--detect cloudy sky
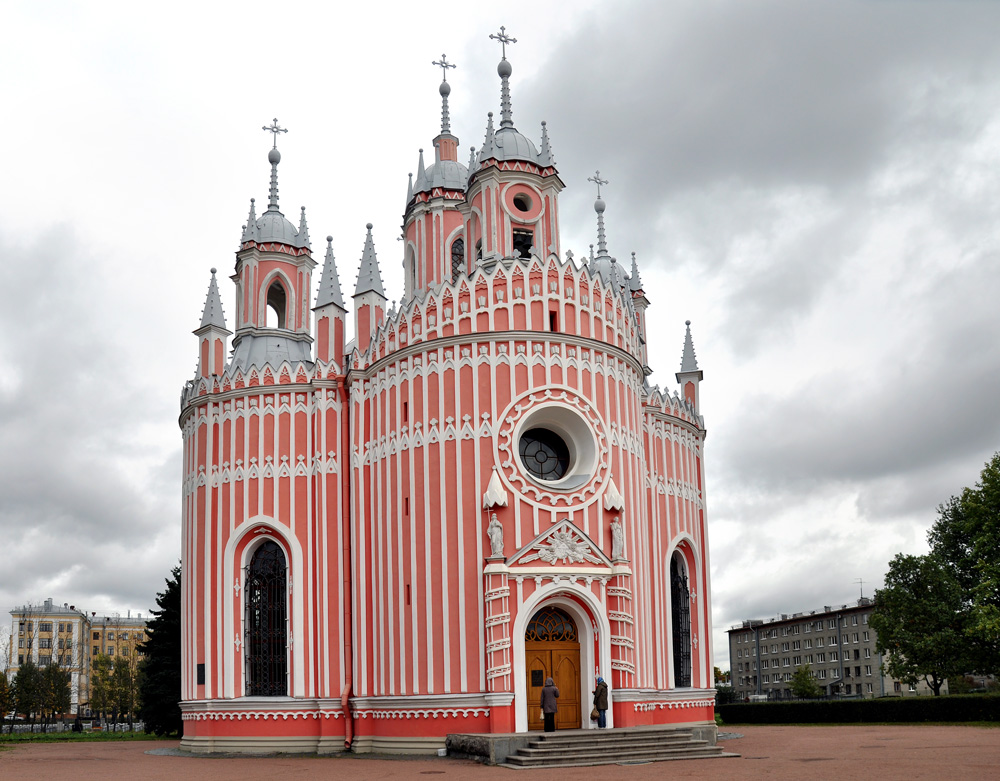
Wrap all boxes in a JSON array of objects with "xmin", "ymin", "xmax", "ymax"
[{"xmin": 3, "ymin": 0, "xmax": 999, "ymax": 669}]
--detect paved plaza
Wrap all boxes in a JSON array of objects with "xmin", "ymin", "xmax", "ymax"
[{"xmin": 1, "ymin": 725, "xmax": 998, "ymax": 779}]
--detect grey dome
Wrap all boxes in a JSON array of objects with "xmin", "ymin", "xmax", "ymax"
[
  {"xmin": 413, "ymin": 158, "xmax": 469, "ymax": 196},
  {"xmin": 492, "ymin": 127, "xmax": 539, "ymax": 163},
  {"xmin": 255, "ymin": 209, "xmax": 300, "ymax": 244}
]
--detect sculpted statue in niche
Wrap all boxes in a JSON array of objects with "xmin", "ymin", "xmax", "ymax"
[
  {"xmin": 487, "ymin": 512, "xmax": 504, "ymax": 558},
  {"xmin": 611, "ymin": 516, "xmax": 625, "ymax": 561}
]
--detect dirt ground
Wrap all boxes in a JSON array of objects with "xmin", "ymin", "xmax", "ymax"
[{"xmin": 1, "ymin": 724, "xmax": 998, "ymax": 780}]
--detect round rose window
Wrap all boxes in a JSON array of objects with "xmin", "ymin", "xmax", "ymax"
[{"xmin": 518, "ymin": 427, "xmax": 571, "ymax": 481}]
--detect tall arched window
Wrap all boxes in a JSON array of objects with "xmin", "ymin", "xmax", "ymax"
[
  {"xmin": 266, "ymin": 282, "xmax": 287, "ymax": 329},
  {"xmin": 244, "ymin": 541, "xmax": 288, "ymax": 696},
  {"xmin": 671, "ymin": 553, "xmax": 692, "ymax": 687},
  {"xmin": 451, "ymin": 237, "xmax": 465, "ymax": 282}
]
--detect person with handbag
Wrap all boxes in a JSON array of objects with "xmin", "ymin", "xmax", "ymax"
[
  {"xmin": 592, "ymin": 675, "xmax": 609, "ymax": 728},
  {"xmin": 540, "ymin": 676, "xmax": 559, "ymax": 732}
]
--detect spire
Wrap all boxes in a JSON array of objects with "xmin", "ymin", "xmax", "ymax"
[
  {"xmin": 416, "ymin": 148, "xmax": 427, "ymax": 187},
  {"xmin": 481, "ymin": 113, "xmax": 496, "ymax": 159},
  {"xmin": 261, "ymin": 119, "xmax": 287, "ymax": 212},
  {"xmin": 629, "ymin": 251, "xmax": 643, "ymax": 292},
  {"xmin": 199, "ymin": 268, "xmax": 227, "ymax": 329},
  {"xmin": 589, "ymin": 171, "xmax": 610, "ymax": 258},
  {"xmin": 406, "ymin": 172, "xmax": 414, "ymax": 203},
  {"xmin": 354, "ymin": 223, "xmax": 386, "ymax": 298},
  {"xmin": 489, "ymin": 26, "xmax": 518, "ymax": 129},
  {"xmin": 296, "ymin": 206, "xmax": 311, "ymax": 249},
  {"xmin": 315, "ymin": 236, "xmax": 345, "ymax": 309},
  {"xmin": 589, "ymin": 244, "xmax": 595, "ymax": 268},
  {"xmin": 680, "ymin": 320, "xmax": 700, "ymax": 373},
  {"xmin": 467, "ymin": 146, "xmax": 478, "ymax": 183},
  {"xmin": 241, "ymin": 198, "xmax": 258, "ymax": 242},
  {"xmin": 433, "ymin": 54, "xmax": 456, "ymax": 135},
  {"xmin": 538, "ymin": 120, "xmax": 555, "ymax": 167}
]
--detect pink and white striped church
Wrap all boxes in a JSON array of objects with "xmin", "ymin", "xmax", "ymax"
[{"xmin": 179, "ymin": 32, "xmax": 715, "ymax": 754}]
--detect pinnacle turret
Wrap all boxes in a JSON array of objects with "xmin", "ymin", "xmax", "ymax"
[
  {"xmin": 297, "ymin": 206, "xmax": 311, "ymax": 249},
  {"xmin": 538, "ymin": 121, "xmax": 555, "ymax": 167},
  {"xmin": 629, "ymin": 251, "xmax": 643, "ymax": 292},
  {"xmin": 680, "ymin": 320, "xmax": 700, "ymax": 373},
  {"xmin": 315, "ymin": 236, "xmax": 345, "ymax": 310},
  {"xmin": 199, "ymin": 268, "xmax": 227, "ymax": 330},
  {"xmin": 354, "ymin": 223, "xmax": 386, "ymax": 298}
]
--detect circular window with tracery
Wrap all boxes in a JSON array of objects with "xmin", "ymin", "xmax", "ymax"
[
  {"xmin": 519, "ymin": 428, "xmax": 570, "ymax": 481},
  {"xmin": 525, "ymin": 606, "xmax": 578, "ymax": 642}
]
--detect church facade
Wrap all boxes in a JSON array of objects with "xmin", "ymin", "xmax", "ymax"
[{"xmin": 179, "ymin": 35, "xmax": 715, "ymax": 754}]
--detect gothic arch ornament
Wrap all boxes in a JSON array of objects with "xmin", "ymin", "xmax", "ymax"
[
  {"xmin": 258, "ymin": 268, "xmax": 297, "ymax": 329},
  {"xmin": 221, "ymin": 517, "xmax": 306, "ymax": 699},
  {"xmin": 511, "ymin": 583, "xmax": 613, "ymax": 733}
]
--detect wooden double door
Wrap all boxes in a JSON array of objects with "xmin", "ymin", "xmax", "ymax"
[{"xmin": 525, "ymin": 641, "xmax": 581, "ymax": 730}]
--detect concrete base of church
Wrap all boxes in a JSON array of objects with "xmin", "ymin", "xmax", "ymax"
[{"xmin": 447, "ymin": 722, "xmax": 720, "ymax": 766}]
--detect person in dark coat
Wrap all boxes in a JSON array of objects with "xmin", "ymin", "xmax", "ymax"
[
  {"xmin": 540, "ymin": 676, "xmax": 559, "ymax": 732},
  {"xmin": 593, "ymin": 675, "xmax": 609, "ymax": 728}
]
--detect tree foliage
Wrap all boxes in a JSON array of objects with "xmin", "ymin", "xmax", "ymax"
[
  {"xmin": 38, "ymin": 663, "xmax": 71, "ymax": 723},
  {"xmin": 90, "ymin": 654, "xmax": 113, "ymax": 719},
  {"xmin": 928, "ymin": 452, "xmax": 1000, "ymax": 670},
  {"xmin": 140, "ymin": 565, "xmax": 182, "ymax": 736},
  {"xmin": 790, "ymin": 664, "xmax": 823, "ymax": 699},
  {"xmin": 871, "ymin": 553, "xmax": 971, "ymax": 695},
  {"xmin": 13, "ymin": 660, "xmax": 41, "ymax": 721}
]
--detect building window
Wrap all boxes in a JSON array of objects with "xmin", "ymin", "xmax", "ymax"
[
  {"xmin": 519, "ymin": 428, "xmax": 570, "ymax": 481},
  {"xmin": 865, "ymin": 665, "xmax": 872, "ymax": 676},
  {"xmin": 108, "ymin": 647, "xmax": 114, "ymax": 656},
  {"xmin": 894, "ymin": 681, "xmax": 901, "ymax": 692},
  {"xmin": 93, "ymin": 632, "xmax": 99, "ymax": 641},
  {"xmin": 107, "ymin": 632, "xmax": 115, "ymax": 640},
  {"xmin": 670, "ymin": 553, "xmax": 692, "ymax": 687},
  {"xmin": 450, "ymin": 237, "xmax": 465, "ymax": 281},
  {"xmin": 866, "ymin": 683, "xmax": 873, "ymax": 693},
  {"xmin": 863, "ymin": 631, "xmax": 870, "ymax": 641},
  {"xmin": 39, "ymin": 623, "xmax": 52, "ymax": 633},
  {"xmin": 39, "ymin": 639, "xmax": 52, "ymax": 649},
  {"xmin": 244, "ymin": 540, "xmax": 289, "ymax": 696},
  {"xmin": 852, "ymin": 615, "xmax": 858, "ymax": 626},
  {"xmin": 864, "ymin": 648, "xmax": 871, "ymax": 659}
]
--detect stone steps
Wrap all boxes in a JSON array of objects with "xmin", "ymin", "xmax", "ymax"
[{"xmin": 503, "ymin": 727, "xmax": 736, "ymax": 768}]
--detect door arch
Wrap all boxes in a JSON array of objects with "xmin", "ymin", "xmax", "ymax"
[{"xmin": 524, "ymin": 606, "xmax": 581, "ymax": 730}]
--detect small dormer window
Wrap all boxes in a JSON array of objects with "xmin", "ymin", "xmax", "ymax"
[{"xmin": 266, "ymin": 282, "xmax": 287, "ymax": 329}]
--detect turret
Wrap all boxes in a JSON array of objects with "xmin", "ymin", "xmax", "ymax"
[
  {"xmin": 353, "ymin": 224, "xmax": 387, "ymax": 353},
  {"xmin": 629, "ymin": 252, "xmax": 651, "ymax": 374},
  {"xmin": 313, "ymin": 236, "xmax": 347, "ymax": 366},
  {"xmin": 675, "ymin": 320, "xmax": 704, "ymax": 413},
  {"xmin": 230, "ymin": 120, "xmax": 316, "ymax": 370},
  {"xmin": 463, "ymin": 28, "xmax": 564, "ymax": 267},
  {"xmin": 194, "ymin": 268, "xmax": 231, "ymax": 378}
]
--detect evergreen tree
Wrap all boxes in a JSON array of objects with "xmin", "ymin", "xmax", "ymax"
[
  {"xmin": 0, "ymin": 671, "xmax": 12, "ymax": 733},
  {"xmin": 13, "ymin": 660, "xmax": 41, "ymax": 725},
  {"xmin": 140, "ymin": 565, "xmax": 182, "ymax": 736}
]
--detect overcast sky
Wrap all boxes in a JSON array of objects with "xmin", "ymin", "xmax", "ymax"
[{"xmin": 3, "ymin": 0, "xmax": 999, "ymax": 670}]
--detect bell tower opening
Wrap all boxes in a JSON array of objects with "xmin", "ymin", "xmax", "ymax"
[
  {"xmin": 266, "ymin": 281, "xmax": 287, "ymax": 329},
  {"xmin": 512, "ymin": 227, "xmax": 533, "ymax": 259}
]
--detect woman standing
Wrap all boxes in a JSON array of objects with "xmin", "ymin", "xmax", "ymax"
[
  {"xmin": 593, "ymin": 676, "xmax": 609, "ymax": 728},
  {"xmin": 540, "ymin": 676, "xmax": 559, "ymax": 732}
]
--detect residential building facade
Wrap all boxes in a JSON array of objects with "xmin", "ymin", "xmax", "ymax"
[{"xmin": 727, "ymin": 598, "xmax": 947, "ymax": 700}]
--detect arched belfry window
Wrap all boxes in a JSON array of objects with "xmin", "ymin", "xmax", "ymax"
[
  {"xmin": 525, "ymin": 606, "xmax": 578, "ymax": 642},
  {"xmin": 266, "ymin": 281, "xmax": 287, "ymax": 329},
  {"xmin": 671, "ymin": 553, "xmax": 692, "ymax": 687},
  {"xmin": 451, "ymin": 237, "xmax": 465, "ymax": 282},
  {"xmin": 244, "ymin": 540, "xmax": 288, "ymax": 696}
]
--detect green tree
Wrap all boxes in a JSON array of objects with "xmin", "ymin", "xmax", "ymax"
[
  {"xmin": 870, "ymin": 553, "xmax": 970, "ymax": 695},
  {"xmin": 38, "ymin": 663, "xmax": 71, "ymax": 729},
  {"xmin": 790, "ymin": 664, "xmax": 823, "ymax": 699},
  {"xmin": 140, "ymin": 565, "xmax": 182, "ymax": 736},
  {"xmin": 928, "ymin": 452, "xmax": 1000, "ymax": 670},
  {"xmin": 13, "ymin": 660, "xmax": 41, "ymax": 725},
  {"xmin": 0, "ymin": 671, "xmax": 12, "ymax": 732},
  {"xmin": 112, "ymin": 656, "xmax": 138, "ymax": 730},
  {"xmin": 90, "ymin": 654, "xmax": 113, "ymax": 724}
]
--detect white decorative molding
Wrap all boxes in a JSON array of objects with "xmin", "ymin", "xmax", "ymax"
[
  {"xmin": 508, "ymin": 519, "xmax": 611, "ymax": 569},
  {"xmin": 482, "ymin": 467, "xmax": 508, "ymax": 509},
  {"xmin": 603, "ymin": 477, "xmax": 625, "ymax": 511}
]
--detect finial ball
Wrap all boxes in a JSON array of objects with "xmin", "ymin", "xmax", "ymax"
[
  {"xmin": 210, "ymin": 267, "xmax": 217, "ymax": 275},
  {"xmin": 268, "ymin": 147, "xmax": 281, "ymax": 165},
  {"xmin": 439, "ymin": 80, "xmax": 451, "ymax": 97},
  {"xmin": 594, "ymin": 197, "xmax": 606, "ymax": 214},
  {"xmin": 366, "ymin": 222, "xmax": 373, "ymax": 230},
  {"xmin": 497, "ymin": 59, "xmax": 512, "ymax": 78},
  {"xmin": 685, "ymin": 320, "xmax": 691, "ymax": 326},
  {"xmin": 326, "ymin": 235, "xmax": 333, "ymax": 243}
]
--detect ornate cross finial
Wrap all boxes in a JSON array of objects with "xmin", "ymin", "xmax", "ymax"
[
  {"xmin": 433, "ymin": 54, "xmax": 456, "ymax": 81},
  {"xmin": 262, "ymin": 118, "xmax": 287, "ymax": 149},
  {"xmin": 490, "ymin": 26, "xmax": 517, "ymax": 59},
  {"xmin": 588, "ymin": 170, "xmax": 609, "ymax": 198}
]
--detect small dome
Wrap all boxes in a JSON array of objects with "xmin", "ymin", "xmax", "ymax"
[
  {"xmin": 268, "ymin": 148, "xmax": 281, "ymax": 165},
  {"xmin": 498, "ymin": 59, "xmax": 512, "ymax": 78},
  {"xmin": 491, "ymin": 127, "xmax": 539, "ymax": 163},
  {"xmin": 412, "ymin": 159, "xmax": 469, "ymax": 197},
  {"xmin": 439, "ymin": 80, "xmax": 451, "ymax": 97},
  {"xmin": 594, "ymin": 197, "xmax": 606, "ymax": 214},
  {"xmin": 255, "ymin": 210, "xmax": 300, "ymax": 245}
]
